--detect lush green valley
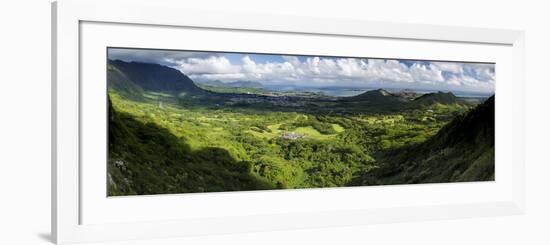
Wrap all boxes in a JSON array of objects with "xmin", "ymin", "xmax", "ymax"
[{"xmin": 107, "ymin": 60, "xmax": 494, "ymax": 196}]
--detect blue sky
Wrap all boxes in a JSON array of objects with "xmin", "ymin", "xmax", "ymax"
[{"xmin": 108, "ymin": 48, "xmax": 495, "ymax": 94}]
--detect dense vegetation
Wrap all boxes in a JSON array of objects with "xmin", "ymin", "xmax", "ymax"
[
  {"xmin": 107, "ymin": 60, "xmax": 495, "ymax": 196},
  {"xmin": 357, "ymin": 96, "xmax": 495, "ymax": 185}
]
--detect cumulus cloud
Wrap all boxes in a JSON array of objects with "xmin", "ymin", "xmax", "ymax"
[
  {"xmin": 108, "ymin": 48, "xmax": 209, "ymax": 67},
  {"xmin": 108, "ymin": 48, "xmax": 495, "ymax": 94},
  {"xmin": 431, "ymin": 62, "xmax": 464, "ymax": 74},
  {"xmin": 176, "ymin": 56, "xmax": 240, "ymax": 74}
]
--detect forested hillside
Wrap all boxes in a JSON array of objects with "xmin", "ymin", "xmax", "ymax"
[
  {"xmin": 358, "ymin": 96, "xmax": 495, "ymax": 185},
  {"xmin": 107, "ymin": 98, "xmax": 274, "ymax": 195}
]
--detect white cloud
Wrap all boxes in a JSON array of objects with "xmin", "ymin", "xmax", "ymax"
[
  {"xmin": 282, "ymin": 56, "xmax": 301, "ymax": 66},
  {"xmin": 362, "ymin": 59, "xmax": 413, "ymax": 83},
  {"xmin": 108, "ymin": 48, "xmax": 207, "ymax": 67},
  {"xmin": 409, "ymin": 63, "xmax": 445, "ymax": 84},
  {"xmin": 431, "ymin": 62, "xmax": 464, "ymax": 74},
  {"xmin": 190, "ymin": 73, "xmax": 247, "ymax": 81},
  {"xmin": 174, "ymin": 55, "xmax": 494, "ymax": 93},
  {"xmin": 176, "ymin": 56, "xmax": 240, "ymax": 74},
  {"xmin": 109, "ymin": 48, "xmax": 495, "ymax": 94}
]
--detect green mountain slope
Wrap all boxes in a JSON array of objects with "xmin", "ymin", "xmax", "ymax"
[
  {"xmin": 413, "ymin": 91, "xmax": 463, "ymax": 105},
  {"xmin": 345, "ymin": 89, "xmax": 468, "ymax": 108},
  {"xmin": 107, "ymin": 64, "xmax": 146, "ymax": 100},
  {"xmin": 107, "ymin": 98, "xmax": 274, "ymax": 196},
  {"xmin": 108, "ymin": 60, "xmax": 206, "ymax": 96},
  {"xmin": 339, "ymin": 89, "xmax": 408, "ymax": 112},
  {"xmin": 346, "ymin": 89, "xmax": 403, "ymax": 103},
  {"xmin": 392, "ymin": 89, "xmax": 420, "ymax": 100},
  {"xmin": 359, "ymin": 95, "xmax": 495, "ymax": 185}
]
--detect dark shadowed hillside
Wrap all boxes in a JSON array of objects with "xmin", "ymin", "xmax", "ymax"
[
  {"xmin": 392, "ymin": 89, "xmax": 420, "ymax": 100},
  {"xmin": 346, "ymin": 89, "xmax": 402, "ymax": 103},
  {"xmin": 108, "ymin": 60, "xmax": 206, "ymax": 95},
  {"xmin": 344, "ymin": 89, "xmax": 468, "ymax": 109},
  {"xmin": 413, "ymin": 91, "xmax": 463, "ymax": 105},
  {"xmin": 358, "ymin": 95, "xmax": 495, "ymax": 185},
  {"xmin": 107, "ymin": 98, "xmax": 274, "ymax": 196},
  {"xmin": 107, "ymin": 63, "xmax": 146, "ymax": 101},
  {"xmin": 341, "ymin": 89, "xmax": 409, "ymax": 112}
]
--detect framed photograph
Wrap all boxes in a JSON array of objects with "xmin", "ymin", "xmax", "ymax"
[{"xmin": 52, "ymin": 0, "xmax": 525, "ymax": 244}]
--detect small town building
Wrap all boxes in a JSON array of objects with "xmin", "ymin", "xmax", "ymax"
[{"xmin": 281, "ymin": 132, "xmax": 305, "ymax": 140}]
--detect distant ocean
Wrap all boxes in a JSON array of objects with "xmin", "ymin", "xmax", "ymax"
[{"xmin": 264, "ymin": 85, "xmax": 492, "ymax": 98}]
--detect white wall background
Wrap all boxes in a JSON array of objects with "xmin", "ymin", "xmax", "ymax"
[{"xmin": 1, "ymin": 0, "xmax": 548, "ymax": 244}]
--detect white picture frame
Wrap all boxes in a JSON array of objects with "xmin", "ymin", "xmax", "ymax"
[{"xmin": 52, "ymin": 0, "xmax": 525, "ymax": 244}]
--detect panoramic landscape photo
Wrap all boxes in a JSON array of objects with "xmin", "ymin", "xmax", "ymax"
[{"xmin": 107, "ymin": 47, "xmax": 495, "ymax": 196}]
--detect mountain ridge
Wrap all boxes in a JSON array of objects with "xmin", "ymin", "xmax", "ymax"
[
  {"xmin": 345, "ymin": 88, "xmax": 403, "ymax": 103},
  {"xmin": 108, "ymin": 59, "xmax": 206, "ymax": 96},
  {"xmin": 413, "ymin": 91, "xmax": 463, "ymax": 105}
]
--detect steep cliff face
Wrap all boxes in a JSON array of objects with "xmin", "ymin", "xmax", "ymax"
[{"xmin": 108, "ymin": 60, "xmax": 206, "ymax": 95}]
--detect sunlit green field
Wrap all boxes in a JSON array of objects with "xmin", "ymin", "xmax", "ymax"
[{"xmin": 108, "ymin": 90, "xmax": 470, "ymax": 194}]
